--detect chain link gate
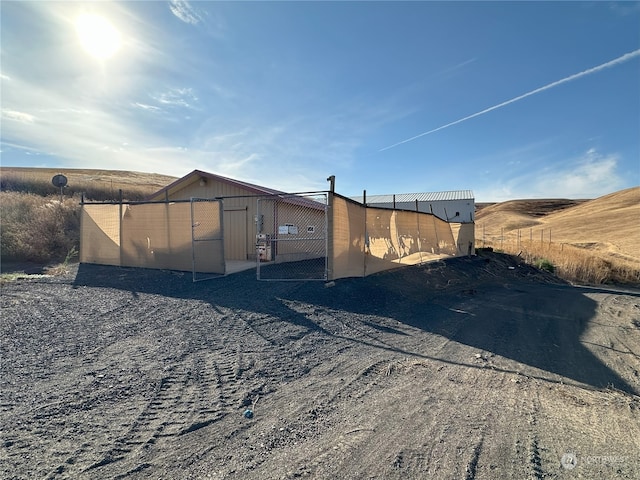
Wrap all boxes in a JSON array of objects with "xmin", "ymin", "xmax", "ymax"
[
  {"xmin": 256, "ymin": 193, "xmax": 328, "ymax": 280},
  {"xmin": 191, "ymin": 198, "xmax": 225, "ymax": 282}
]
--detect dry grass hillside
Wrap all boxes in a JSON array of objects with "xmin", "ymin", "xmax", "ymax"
[
  {"xmin": 541, "ymin": 188, "xmax": 640, "ymax": 262},
  {"xmin": 0, "ymin": 167, "xmax": 178, "ymax": 268},
  {"xmin": 476, "ymin": 187, "xmax": 640, "ymax": 284},
  {"xmin": 475, "ymin": 199, "xmax": 585, "ymax": 230},
  {"xmin": 0, "ymin": 166, "xmax": 177, "ymax": 201}
]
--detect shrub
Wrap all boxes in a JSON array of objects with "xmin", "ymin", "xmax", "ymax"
[
  {"xmin": 1, "ymin": 192, "xmax": 80, "ymax": 263},
  {"xmin": 477, "ymin": 235, "xmax": 640, "ymax": 285},
  {"xmin": 534, "ymin": 258, "xmax": 555, "ymax": 273}
]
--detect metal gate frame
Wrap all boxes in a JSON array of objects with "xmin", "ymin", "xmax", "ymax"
[
  {"xmin": 191, "ymin": 198, "xmax": 225, "ymax": 282},
  {"xmin": 256, "ymin": 193, "xmax": 328, "ymax": 281}
]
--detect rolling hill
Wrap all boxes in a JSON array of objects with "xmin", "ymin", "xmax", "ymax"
[
  {"xmin": 476, "ymin": 187, "xmax": 640, "ymax": 263},
  {"xmin": 0, "ymin": 166, "xmax": 178, "ymax": 200}
]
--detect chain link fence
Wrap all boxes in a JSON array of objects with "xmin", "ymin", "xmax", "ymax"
[
  {"xmin": 80, "ymin": 199, "xmax": 225, "ymax": 279},
  {"xmin": 256, "ymin": 193, "xmax": 328, "ymax": 280},
  {"xmin": 191, "ymin": 198, "xmax": 225, "ymax": 282}
]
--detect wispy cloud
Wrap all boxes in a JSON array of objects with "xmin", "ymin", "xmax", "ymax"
[
  {"xmin": 169, "ymin": 0, "xmax": 202, "ymax": 25},
  {"xmin": 2, "ymin": 109, "xmax": 36, "ymax": 124},
  {"xmin": 380, "ymin": 49, "xmax": 640, "ymax": 152},
  {"xmin": 476, "ymin": 148, "xmax": 624, "ymax": 201},
  {"xmin": 133, "ymin": 102, "xmax": 162, "ymax": 113},
  {"xmin": 529, "ymin": 149, "xmax": 623, "ymax": 198},
  {"xmin": 151, "ymin": 87, "xmax": 198, "ymax": 108}
]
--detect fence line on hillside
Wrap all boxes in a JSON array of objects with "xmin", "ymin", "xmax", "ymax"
[{"xmin": 476, "ymin": 224, "xmax": 640, "ymax": 285}]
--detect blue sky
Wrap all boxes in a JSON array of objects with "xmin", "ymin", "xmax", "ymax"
[{"xmin": 1, "ymin": 1, "xmax": 639, "ymax": 201}]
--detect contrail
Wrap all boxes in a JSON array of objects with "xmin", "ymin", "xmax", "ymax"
[{"xmin": 379, "ymin": 49, "xmax": 640, "ymax": 152}]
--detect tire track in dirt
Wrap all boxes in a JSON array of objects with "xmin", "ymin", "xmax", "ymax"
[
  {"xmin": 80, "ymin": 299, "xmax": 329, "ymax": 478},
  {"xmin": 5, "ymin": 260, "xmax": 640, "ymax": 480},
  {"xmin": 464, "ymin": 435, "xmax": 484, "ymax": 480},
  {"xmin": 525, "ymin": 392, "xmax": 545, "ymax": 480},
  {"xmin": 83, "ymin": 350, "xmax": 223, "ymax": 477}
]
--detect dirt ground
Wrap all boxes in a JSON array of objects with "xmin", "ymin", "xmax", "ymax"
[{"xmin": 1, "ymin": 251, "xmax": 639, "ymax": 480}]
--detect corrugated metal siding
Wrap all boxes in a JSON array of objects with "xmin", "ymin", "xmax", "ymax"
[
  {"xmin": 223, "ymin": 208, "xmax": 248, "ymax": 260},
  {"xmin": 163, "ymin": 177, "xmax": 259, "ymax": 261},
  {"xmin": 351, "ymin": 190, "xmax": 475, "ymax": 223}
]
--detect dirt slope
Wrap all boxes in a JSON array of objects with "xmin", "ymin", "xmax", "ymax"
[{"xmin": 2, "ymin": 253, "xmax": 639, "ymax": 479}]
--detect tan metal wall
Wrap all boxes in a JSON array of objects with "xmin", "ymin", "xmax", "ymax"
[
  {"xmin": 273, "ymin": 202, "xmax": 326, "ymax": 262},
  {"xmin": 190, "ymin": 200, "xmax": 226, "ymax": 274},
  {"xmin": 223, "ymin": 207, "xmax": 248, "ymax": 260},
  {"xmin": 330, "ymin": 194, "xmax": 469, "ymax": 280},
  {"xmin": 160, "ymin": 177, "xmax": 257, "ymax": 261}
]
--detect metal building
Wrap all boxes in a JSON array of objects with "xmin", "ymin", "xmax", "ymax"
[
  {"xmin": 80, "ymin": 171, "xmax": 475, "ymax": 281},
  {"xmin": 351, "ymin": 190, "xmax": 475, "ymax": 223},
  {"xmin": 148, "ymin": 170, "xmax": 285, "ymax": 262}
]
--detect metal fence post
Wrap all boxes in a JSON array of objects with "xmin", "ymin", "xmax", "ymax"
[
  {"xmin": 416, "ymin": 199, "xmax": 423, "ymax": 264},
  {"xmin": 326, "ymin": 179, "xmax": 335, "ymax": 280}
]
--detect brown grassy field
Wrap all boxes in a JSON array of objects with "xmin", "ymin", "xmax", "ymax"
[
  {"xmin": 476, "ymin": 187, "xmax": 640, "ymax": 285},
  {"xmin": 0, "ymin": 166, "xmax": 177, "ymax": 201},
  {"xmin": 0, "ymin": 167, "xmax": 178, "ymax": 267}
]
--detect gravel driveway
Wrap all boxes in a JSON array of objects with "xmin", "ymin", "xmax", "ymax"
[{"xmin": 2, "ymin": 252, "xmax": 639, "ymax": 479}]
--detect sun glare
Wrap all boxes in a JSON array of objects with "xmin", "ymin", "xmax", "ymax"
[{"xmin": 75, "ymin": 14, "xmax": 122, "ymax": 60}]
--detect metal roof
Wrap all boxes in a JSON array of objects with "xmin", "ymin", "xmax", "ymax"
[
  {"xmin": 352, "ymin": 190, "xmax": 474, "ymax": 204},
  {"xmin": 147, "ymin": 169, "xmax": 286, "ymax": 201}
]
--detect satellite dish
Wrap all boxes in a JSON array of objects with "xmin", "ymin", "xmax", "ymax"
[{"xmin": 52, "ymin": 174, "xmax": 68, "ymax": 188}]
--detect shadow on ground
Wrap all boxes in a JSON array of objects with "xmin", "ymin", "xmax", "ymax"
[{"xmin": 72, "ymin": 252, "xmax": 638, "ymax": 395}]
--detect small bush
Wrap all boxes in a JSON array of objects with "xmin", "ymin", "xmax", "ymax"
[
  {"xmin": 1, "ymin": 192, "xmax": 80, "ymax": 263},
  {"xmin": 534, "ymin": 258, "xmax": 555, "ymax": 273}
]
